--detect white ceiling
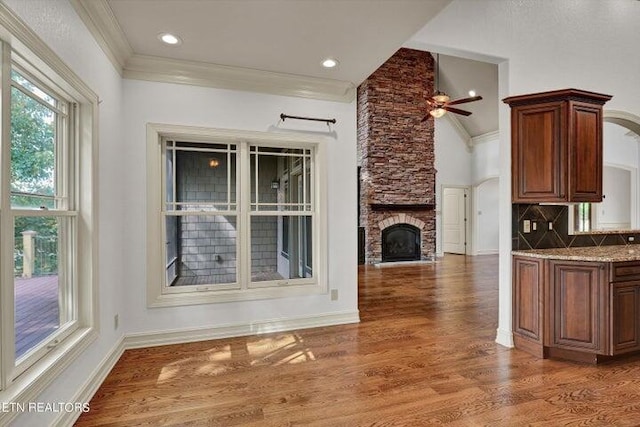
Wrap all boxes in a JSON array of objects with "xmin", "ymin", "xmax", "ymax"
[
  {"xmin": 436, "ymin": 54, "xmax": 498, "ymax": 137},
  {"xmin": 76, "ymin": 0, "xmax": 498, "ymax": 136},
  {"xmin": 106, "ymin": 0, "xmax": 451, "ymax": 84}
]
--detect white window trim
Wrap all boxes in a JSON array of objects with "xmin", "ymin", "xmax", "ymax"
[
  {"xmin": 0, "ymin": 4, "xmax": 98, "ymax": 424},
  {"xmin": 146, "ymin": 123, "xmax": 328, "ymax": 307}
]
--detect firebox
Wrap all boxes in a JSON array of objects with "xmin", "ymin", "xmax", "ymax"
[{"xmin": 381, "ymin": 224, "xmax": 421, "ymax": 262}]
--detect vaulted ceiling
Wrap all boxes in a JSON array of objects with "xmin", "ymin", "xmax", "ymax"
[{"xmin": 73, "ymin": 0, "xmax": 498, "ymax": 136}]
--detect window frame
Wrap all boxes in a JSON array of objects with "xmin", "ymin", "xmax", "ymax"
[
  {"xmin": 146, "ymin": 123, "xmax": 328, "ymax": 307},
  {"xmin": 0, "ymin": 8, "xmax": 98, "ymax": 420},
  {"xmin": 7, "ymin": 55, "xmax": 80, "ymax": 379}
]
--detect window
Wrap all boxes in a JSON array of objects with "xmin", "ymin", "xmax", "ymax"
[
  {"xmin": 147, "ymin": 125, "xmax": 327, "ymax": 307},
  {"xmin": 575, "ymin": 202, "xmax": 591, "ymax": 232},
  {"xmin": 0, "ymin": 27, "xmax": 96, "ymax": 410}
]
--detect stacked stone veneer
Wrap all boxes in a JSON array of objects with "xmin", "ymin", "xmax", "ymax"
[{"xmin": 358, "ymin": 48, "xmax": 436, "ymax": 263}]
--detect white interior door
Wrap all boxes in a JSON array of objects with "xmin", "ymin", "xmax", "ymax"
[{"xmin": 443, "ymin": 187, "xmax": 467, "ymax": 254}]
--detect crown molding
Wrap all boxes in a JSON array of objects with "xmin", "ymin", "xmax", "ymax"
[
  {"xmin": 471, "ymin": 130, "xmax": 499, "ymax": 146},
  {"xmin": 124, "ymin": 54, "xmax": 356, "ymax": 102},
  {"xmin": 70, "ymin": 0, "xmax": 356, "ymax": 102},
  {"xmin": 70, "ymin": 0, "xmax": 131, "ymax": 75},
  {"xmin": 443, "ymin": 113, "xmax": 472, "ymax": 151}
]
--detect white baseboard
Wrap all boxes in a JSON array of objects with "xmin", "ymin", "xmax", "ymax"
[
  {"xmin": 53, "ymin": 310, "xmax": 359, "ymax": 426},
  {"xmin": 495, "ymin": 328, "xmax": 514, "ymax": 348},
  {"xmin": 476, "ymin": 249, "xmax": 499, "ymax": 255},
  {"xmin": 125, "ymin": 310, "xmax": 360, "ymax": 349},
  {"xmin": 54, "ymin": 336, "xmax": 125, "ymax": 427}
]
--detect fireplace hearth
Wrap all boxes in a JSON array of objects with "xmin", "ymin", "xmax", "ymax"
[{"xmin": 382, "ymin": 224, "xmax": 421, "ymax": 262}]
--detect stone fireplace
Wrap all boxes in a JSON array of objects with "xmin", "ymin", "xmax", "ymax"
[
  {"xmin": 382, "ymin": 220, "xmax": 421, "ymax": 262},
  {"xmin": 358, "ymin": 48, "xmax": 436, "ymax": 264}
]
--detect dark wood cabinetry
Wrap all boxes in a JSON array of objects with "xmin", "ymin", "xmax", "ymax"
[
  {"xmin": 609, "ymin": 262, "xmax": 640, "ymax": 354},
  {"xmin": 548, "ymin": 260, "xmax": 608, "ymax": 354},
  {"xmin": 504, "ymin": 89, "xmax": 612, "ymax": 203},
  {"xmin": 611, "ymin": 283, "xmax": 640, "ymax": 353},
  {"xmin": 513, "ymin": 256, "xmax": 544, "ymax": 354},
  {"xmin": 513, "ymin": 255, "xmax": 640, "ymax": 363}
]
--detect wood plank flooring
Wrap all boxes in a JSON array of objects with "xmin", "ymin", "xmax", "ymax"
[{"xmin": 76, "ymin": 255, "xmax": 640, "ymax": 426}]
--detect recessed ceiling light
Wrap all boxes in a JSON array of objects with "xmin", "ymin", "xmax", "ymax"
[
  {"xmin": 468, "ymin": 90, "xmax": 477, "ymax": 97},
  {"xmin": 322, "ymin": 58, "xmax": 339, "ymax": 68},
  {"xmin": 158, "ymin": 33, "xmax": 182, "ymax": 46}
]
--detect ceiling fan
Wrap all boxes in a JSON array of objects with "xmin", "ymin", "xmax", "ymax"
[{"xmin": 424, "ymin": 53, "xmax": 483, "ymax": 119}]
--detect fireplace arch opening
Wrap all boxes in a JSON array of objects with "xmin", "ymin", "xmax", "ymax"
[{"xmin": 382, "ymin": 224, "xmax": 421, "ymax": 262}]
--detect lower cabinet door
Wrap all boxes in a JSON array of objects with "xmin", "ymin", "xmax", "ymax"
[
  {"xmin": 549, "ymin": 260, "xmax": 608, "ymax": 353},
  {"xmin": 611, "ymin": 283, "xmax": 640, "ymax": 354},
  {"xmin": 513, "ymin": 256, "xmax": 544, "ymax": 343}
]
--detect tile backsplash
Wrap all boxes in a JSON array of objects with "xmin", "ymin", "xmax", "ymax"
[{"xmin": 512, "ymin": 204, "xmax": 640, "ymax": 250}]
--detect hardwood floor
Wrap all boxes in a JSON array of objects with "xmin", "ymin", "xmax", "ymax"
[{"xmin": 76, "ymin": 255, "xmax": 640, "ymax": 426}]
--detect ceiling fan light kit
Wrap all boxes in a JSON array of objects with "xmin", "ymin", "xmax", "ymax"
[
  {"xmin": 426, "ymin": 53, "xmax": 482, "ymax": 119},
  {"xmin": 429, "ymin": 108, "xmax": 447, "ymax": 118}
]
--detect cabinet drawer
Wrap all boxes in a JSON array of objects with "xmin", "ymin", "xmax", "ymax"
[{"xmin": 611, "ymin": 262, "xmax": 640, "ymax": 282}]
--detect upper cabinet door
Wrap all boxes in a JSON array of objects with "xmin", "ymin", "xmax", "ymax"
[
  {"xmin": 504, "ymin": 89, "xmax": 612, "ymax": 204},
  {"xmin": 569, "ymin": 102, "xmax": 603, "ymax": 202},
  {"xmin": 511, "ymin": 101, "xmax": 566, "ymax": 203}
]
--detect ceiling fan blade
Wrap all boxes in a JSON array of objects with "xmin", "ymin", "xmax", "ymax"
[
  {"xmin": 444, "ymin": 106, "xmax": 472, "ymax": 116},
  {"xmin": 446, "ymin": 95, "xmax": 483, "ymax": 106}
]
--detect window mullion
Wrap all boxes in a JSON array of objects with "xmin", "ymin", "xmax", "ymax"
[{"xmin": 239, "ymin": 142, "xmax": 250, "ymax": 290}]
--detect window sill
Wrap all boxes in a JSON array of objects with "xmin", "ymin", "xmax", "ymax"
[
  {"xmin": 0, "ymin": 327, "xmax": 97, "ymax": 425},
  {"xmin": 149, "ymin": 282, "xmax": 327, "ymax": 308}
]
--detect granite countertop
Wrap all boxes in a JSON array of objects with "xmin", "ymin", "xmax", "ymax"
[{"xmin": 512, "ymin": 245, "xmax": 640, "ymax": 262}]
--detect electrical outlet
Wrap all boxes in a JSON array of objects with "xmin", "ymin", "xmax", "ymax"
[
  {"xmin": 114, "ymin": 314, "xmax": 119, "ymax": 330},
  {"xmin": 331, "ymin": 289, "xmax": 338, "ymax": 301},
  {"xmin": 523, "ymin": 220, "xmax": 531, "ymax": 233},
  {"xmin": 548, "ymin": 221, "xmax": 553, "ymax": 230}
]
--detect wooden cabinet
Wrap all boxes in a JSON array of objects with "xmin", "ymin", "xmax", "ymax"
[
  {"xmin": 513, "ymin": 256, "xmax": 544, "ymax": 352},
  {"xmin": 609, "ymin": 262, "xmax": 640, "ymax": 354},
  {"xmin": 610, "ymin": 283, "xmax": 640, "ymax": 354},
  {"xmin": 548, "ymin": 260, "xmax": 608, "ymax": 354},
  {"xmin": 504, "ymin": 89, "xmax": 612, "ymax": 203},
  {"xmin": 513, "ymin": 256, "xmax": 640, "ymax": 363}
]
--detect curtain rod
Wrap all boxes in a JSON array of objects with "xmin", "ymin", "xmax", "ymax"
[{"xmin": 280, "ymin": 113, "xmax": 336, "ymax": 125}]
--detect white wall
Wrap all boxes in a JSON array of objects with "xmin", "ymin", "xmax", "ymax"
[
  {"xmin": 471, "ymin": 133, "xmax": 500, "ymax": 185},
  {"xmin": 122, "ymin": 79, "xmax": 358, "ymax": 335},
  {"xmin": 2, "ymin": 1, "xmax": 358, "ymax": 424},
  {"xmin": 2, "ymin": 0, "xmax": 125, "ymax": 425},
  {"xmin": 471, "ymin": 133, "xmax": 500, "ymax": 255},
  {"xmin": 596, "ymin": 166, "xmax": 631, "ymax": 229},
  {"xmin": 434, "ymin": 116, "xmax": 472, "ymax": 256},
  {"xmin": 604, "ymin": 122, "xmax": 639, "ymax": 169},
  {"xmin": 410, "ymin": 0, "xmax": 640, "ymax": 347},
  {"xmin": 474, "ymin": 178, "xmax": 499, "ymax": 254},
  {"xmin": 600, "ymin": 122, "xmax": 640, "ymax": 229}
]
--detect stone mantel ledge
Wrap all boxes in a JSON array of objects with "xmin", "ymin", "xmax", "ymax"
[{"xmin": 512, "ymin": 245, "xmax": 640, "ymax": 262}]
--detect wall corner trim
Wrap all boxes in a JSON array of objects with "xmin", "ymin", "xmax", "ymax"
[
  {"xmin": 495, "ymin": 328, "xmax": 514, "ymax": 348},
  {"xmin": 69, "ymin": 0, "xmax": 131, "ymax": 75},
  {"xmin": 471, "ymin": 130, "xmax": 500, "ymax": 146},
  {"xmin": 444, "ymin": 113, "xmax": 472, "ymax": 151},
  {"xmin": 53, "ymin": 310, "xmax": 360, "ymax": 425}
]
